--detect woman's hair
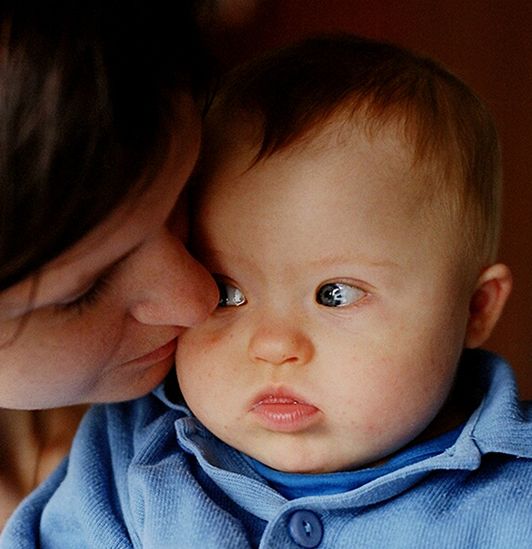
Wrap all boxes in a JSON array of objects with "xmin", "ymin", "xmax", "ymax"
[
  {"xmin": 0, "ymin": 1, "xmax": 212, "ymax": 291},
  {"xmin": 207, "ymin": 34, "xmax": 502, "ymax": 270}
]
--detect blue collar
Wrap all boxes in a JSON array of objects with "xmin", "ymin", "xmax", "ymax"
[{"xmin": 241, "ymin": 424, "xmax": 464, "ymax": 499}]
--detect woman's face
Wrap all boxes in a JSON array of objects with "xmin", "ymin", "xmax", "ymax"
[{"xmin": 0, "ymin": 97, "xmax": 218, "ymax": 409}]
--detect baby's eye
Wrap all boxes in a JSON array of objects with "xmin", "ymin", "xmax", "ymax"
[
  {"xmin": 216, "ymin": 278, "xmax": 247, "ymax": 308},
  {"xmin": 316, "ymin": 282, "xmax": 365, "ymax": 308}
]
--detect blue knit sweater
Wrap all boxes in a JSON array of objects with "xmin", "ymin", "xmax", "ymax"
[{"xmin": 2, "ymin": 350, "xmax": 532, "ymax": 548}]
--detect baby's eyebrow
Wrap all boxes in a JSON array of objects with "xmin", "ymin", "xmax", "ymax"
[{"xmin": 309, "ymin": 254, "xmax": 399, "ymax": 269}]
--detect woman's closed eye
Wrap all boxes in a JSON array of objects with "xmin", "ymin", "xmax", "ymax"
[
  {"xmin": 56, "ymin": 274, "xmax": 113, "ymax": 314},
  {"xmin": 54, "ymin": 251, "xmax": 132, "ymax": 315},
  {"xmin": 315, "ymin": 281, "xmax": 366, "ymax": 308},
  {"xmin": 55, "ymin": 259, "xmax": 125, "ymax": 315},
  {"xmin": 215, "ymin": 277, "xmax": 247, "ymax": 308}
]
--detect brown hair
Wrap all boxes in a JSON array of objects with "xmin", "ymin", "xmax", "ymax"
[
  {"xmin": 207, "ymin": 34, "xmax": 501, "ymax": 269},
  {"xmin": 0, "ymin": 1, "xmax": 212, "ymax": 291}
]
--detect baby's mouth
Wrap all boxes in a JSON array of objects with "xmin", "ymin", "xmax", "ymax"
[{"xmin": 250, "ymin": 390, "xmax": 320, "ymax": 431}]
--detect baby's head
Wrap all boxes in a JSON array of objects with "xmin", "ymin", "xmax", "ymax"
[{"xmin": 176, "ymin": 35, "xmax": 512, "ymax": 474}]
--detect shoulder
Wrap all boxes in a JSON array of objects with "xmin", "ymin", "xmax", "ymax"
[
  {"xmin": 1, "ymin": 391, "xmax": 189, "ymax": 548},
  {"xmin": 463, "ymin": 350, "xmax": 532, "ymax": 455},
  {"xmin": 451, "ymin": 454, "xmax": 532, "ymax": 541},
  {"xmin": 65, "ymin": 390, "xmax": 191, "ymax": 491}
]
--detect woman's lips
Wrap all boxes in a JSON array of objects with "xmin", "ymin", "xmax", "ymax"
[
  {"xmin": 124, "ymin": 337, "xmax": 178, "ymax": 366},
  {"xmin": 250, "ymin": 390, "xmax": 320, "ymax": 432}
]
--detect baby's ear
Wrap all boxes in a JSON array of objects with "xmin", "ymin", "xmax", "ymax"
[{"xmin": 464, "ymin": 263, "xmax": 512, "ymax": 348}]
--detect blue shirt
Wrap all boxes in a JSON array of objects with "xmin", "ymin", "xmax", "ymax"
[{"xmin": 2, "ymin": 349, "xmax": 532, "ymax": 548}]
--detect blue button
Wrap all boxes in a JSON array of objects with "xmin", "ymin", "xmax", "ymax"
[{"xmin": 288, "ymin": 510, "xmax": 323, "ymax": 548}]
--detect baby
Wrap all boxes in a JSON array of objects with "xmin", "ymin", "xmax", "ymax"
[{"xmin": 3, "ymin": 34, "xmax": 531, "ymax": 549}]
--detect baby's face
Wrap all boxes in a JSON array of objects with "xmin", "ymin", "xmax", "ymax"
[{"xmin": 176, "ymin": 120, "xmax": 473, "ymax": 473}]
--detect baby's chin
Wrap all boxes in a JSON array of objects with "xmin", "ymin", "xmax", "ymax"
[{"xmin": 246, "ymin": 449, "xmax": 360, "ymax": 475}]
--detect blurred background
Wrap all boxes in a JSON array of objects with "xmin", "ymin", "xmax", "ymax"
[{"xmin": 208, "ymin": 0, "xmax": 532, "ymax": 397}]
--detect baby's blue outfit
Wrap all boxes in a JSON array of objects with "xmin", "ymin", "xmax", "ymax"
[{"xmin": 2, "ymin": 349, "xmax": 532, "ymax": 548}]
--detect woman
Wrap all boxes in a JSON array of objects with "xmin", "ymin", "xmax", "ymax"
[{"xmin": 0, "ymin": 1, "xmax": 218, "ymax": 525}]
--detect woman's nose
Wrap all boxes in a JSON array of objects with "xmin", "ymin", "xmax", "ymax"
[
  {"xmin": 248, "ymin": 323, "xmax": 314, "ymax": 366},
  {"xmin": 128, "ymin": 230, "xmax": 218, "ymax": 327}
]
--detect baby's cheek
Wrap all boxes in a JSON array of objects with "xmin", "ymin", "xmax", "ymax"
[
  {"xmin": 177, "ymin": 323, "xmax": 209, "ymax": 349},
  {"xmin": 176, "ymin": 327, "xmax": 237, "ymax": 422},
  {"xmin": 176, "ymin": 323, "xmax": 236, "ymax": 377},
  {"xmin": 202, "ymin": 324, "xmax": 234, "ymax": 346}
]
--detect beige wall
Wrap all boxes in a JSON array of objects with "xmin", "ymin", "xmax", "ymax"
[{"xmin": 214, "ymin": 0, "xmax": 532, "ymax": 397}]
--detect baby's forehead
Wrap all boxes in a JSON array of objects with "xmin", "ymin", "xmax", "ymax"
[
  {"xmin": 208, "ymin": 110, "xmax": 434, "ymax": 187},
  {"xmin": 205, "ymin": 114, "xmax": 445, "ymax": 218}
]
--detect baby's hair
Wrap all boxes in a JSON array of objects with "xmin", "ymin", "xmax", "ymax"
[{"xmin": 208, "ymin": 34, "xmax": 501, "ymax": 270}]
